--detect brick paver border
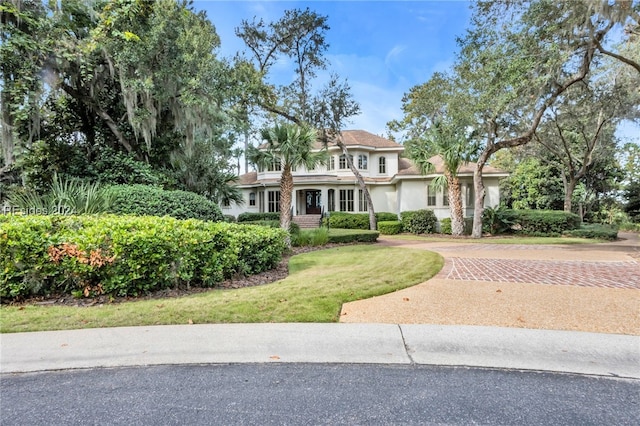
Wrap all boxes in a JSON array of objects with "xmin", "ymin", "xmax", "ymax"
[{"xmin": 437, "ymin": 257, "xmax": 640, "ymax": 289}]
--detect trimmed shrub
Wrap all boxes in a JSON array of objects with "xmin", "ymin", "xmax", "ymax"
[
  {"xmin": 241, "ymin": 220, "xmax": 280, "ymax": 228},
  {"xmin": 400, "ymin": 210, "xmax": 437, "ymax": 234},
  {"xmin": 327, "ymin": 229, "xmax": 379, "ymax": 243},
  {"xmin": 325, "ymin": 212, "xmax": 397, "ymax": 230},
  {"xmin": 237, "ymin": 212, "xmax": 280, "ymax": 222},
  {"xmin": 223, "ymin": 215, "xmax": 236, "ymax": 223},
  {"xmin": 0, "ymin": 215, "xmax": 287, "ymax": 300},
  {"xmin": 327, "ymin": 212, "xmax": 369, "ymax": 229},
  {"xmin": 106, "ymin": 185, "xmax": 223, "ymax": 222},
  {"xmin": 439, "ymin": 218, "xmax": 452, "ymax": 234},
  {"xmin": 513, "ymin": 209, "xmax": 581, "ymax": 235},
  {"xmin": 564, "ymin": 224, "xmax": 618, "ymax": 241},
  {"xmin": 376, "ymin": 212, "xmax": 399, "ymax": 222},
  {"xmin": 378, "ymin": 221, "xmax": 403, "ymax": 235}
]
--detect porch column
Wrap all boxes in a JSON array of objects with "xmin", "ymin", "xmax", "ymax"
[{"xmin": 291, "ymin": 189, "xmax": 298, "ymax": 216}]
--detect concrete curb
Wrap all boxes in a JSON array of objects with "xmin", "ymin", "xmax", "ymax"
[{"xmin": 1, "ymin": 324, "xmax": 638, "ymax": 378}]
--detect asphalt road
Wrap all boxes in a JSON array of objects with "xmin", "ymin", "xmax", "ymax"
[{"xmin": 2, "ymin": 364, "xmax": 638, "ymax": 425}]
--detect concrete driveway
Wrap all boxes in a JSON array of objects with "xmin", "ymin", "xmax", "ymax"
[{"xmin": 340, "ymin": 233, "xmax": 640, "ymax": 335}]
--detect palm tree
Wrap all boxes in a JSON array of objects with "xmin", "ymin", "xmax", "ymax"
[
  {"xmin": 249, "ymin": 123, "xmax": 327, "ymax": 244},
  {"xmin": 406, "ymin": 121, "xmax": 478, "ymax": 236}
]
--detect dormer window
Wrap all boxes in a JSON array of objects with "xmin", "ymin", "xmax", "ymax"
[
  {"xmin": 357, "ymin": 154, "xmax": 368, "ymax": 170},
  {"xmin": 379, "ymin": 157, "xmax": 386, "ymax": 174}
]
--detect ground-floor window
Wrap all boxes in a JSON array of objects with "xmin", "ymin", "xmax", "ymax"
[
  {"xmin": 339, "ymin": 189, "xmax": 354, "ymax": 212},
  {"xmin": 443, "ymin": 189, "xmax": 449, "ymax": 206},
  {"xmin": 427, "ymin": 186, "xmax": 436, "ymax": 206},
  {"xmin": 249, "ymin": 192, "xmax": 256, "ymax": 206},
  {"xmin": 466, "ymin": 185, "xmax": 474, "ymax": 207},
  {"xmin": 328, "ymin": 189, "xmax": 335, "ymax": 211},
  {"xmin": 358, "ymin": 189, "xmax": 368, "ymax": 212},
  {"xmin": 268, "ymin": 190, "xmax": 280, "ymax": 212}
]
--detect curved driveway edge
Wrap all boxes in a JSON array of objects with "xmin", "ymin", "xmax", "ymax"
[{"xmin": 1, "ymin": 324, "xmax": 638, "ymax": 379}]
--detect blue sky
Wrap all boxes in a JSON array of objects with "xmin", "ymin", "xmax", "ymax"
[
  {"xmin": 193, "ymin": 0, "xmax": 638, "ymax": 145},
  {"xmin": 193, "ymin": 0, "xmax": 473, "ymax": 136}
]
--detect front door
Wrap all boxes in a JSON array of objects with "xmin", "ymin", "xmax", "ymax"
[{"xmin": 305, "ymin": 190, "xmax": 322, "ymax": 214}]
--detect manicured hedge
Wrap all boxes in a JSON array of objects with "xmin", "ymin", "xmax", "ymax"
[
  {"xmin": 512, "ymin": 209, "xmax": 581, "ymax": 235},
  {"xmin": 400, "ymin": 210, "xmax": 437, "ymax": 234},
  {"xmin": 106, "ymin": 185, "xmax": 223, "ymax": 222},
  {"xmin": 326, "ymin": 212, "xmax": 398, "ymax": 230},
  {"xmin": 376, "ymin": 212, "xmax": 399, "ymax": 222},
  {"xmin": 327, "ymin": 229, "xmax": 379, "ymax": 243},
  {"xmin": 0, "ymin": 215, "xmax": 287, "ymax": 300},
  {"xmin": 564, "ymin": 224, "xmax": 618, "ymax": 241},
  {"xmin": 378, "ymin": 221, "xmax": 403, "ymax": 235},
  {"xmin": 237, "ymin": 212, "xmax": 280, "ymax": 222}
]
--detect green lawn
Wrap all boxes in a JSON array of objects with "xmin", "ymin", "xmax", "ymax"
[{"xmin": 0, "ymin": 245, "xmax": 443, "ymax": 333}]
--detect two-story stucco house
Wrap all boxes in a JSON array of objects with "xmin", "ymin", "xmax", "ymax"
[{"xmin": 223, "ymin": 130, "xmax": 508, "ymax": 223}]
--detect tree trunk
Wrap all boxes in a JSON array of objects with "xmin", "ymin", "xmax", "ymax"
[
  {"xmin": 279, "ymin": 163, "xmax": 293, "ymax": 247},
  {"xmin": 1, "ymin": 90, "xmax": 15, "ymax": 170},
  {"xmin": 471, "ymin": 151, "xmax": 490, "ymax": 238},
  {"xmin": 564, "ymin": 177, "xmax": 577, "ymax": 213},
  {"xmin": 447, "ymin": 172, "xmax": 465, "ymax": 236},
  {"xmin": 337, "ymin": 140, "xmax": 377, "ymax": 230},
  {"xmin": 471, "ymin": 36, "xmax": 599, "ymax": 238}
]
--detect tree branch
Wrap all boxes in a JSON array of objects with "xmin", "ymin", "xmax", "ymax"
[
  {"xmin": 594, "ymin": 38, "xmax": 640, "ymax": 74},
  {"xmin": 60, "ymin": 82, "xmax": 135, "ymax": 155}
]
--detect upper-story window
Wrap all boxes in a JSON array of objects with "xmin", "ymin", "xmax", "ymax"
[
  {"xmin": 267, "ymin": 159, "xmax": 281, "ymax": 172},
  {"xmin": 327, "ymin": 156, "xmax": 335, "ymax": 171},
  {"xmin": 357, "ymin": 154, "xmax": 368, "ymax": 170},
  {"xmin": 379, "ymin": 157, "xmax": 386, "ymax": 174},
  {"xmin": 339, "ymin": 154, "xmax": 353, "ymax": 169}
]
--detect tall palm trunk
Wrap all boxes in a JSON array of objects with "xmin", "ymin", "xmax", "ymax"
[
  {"xmin": 446, "ymin": 171, "xmax": 465, "ymax": 236},
  {"xmin": 337, "ymin": 140, "xmax": 377, "ymax": 230},
  {"xmin": 279, "ymin": 163, "xmax": 294, "ymax": 247}
]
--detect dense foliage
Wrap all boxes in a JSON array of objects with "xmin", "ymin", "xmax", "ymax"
[
  {"xmin": 327, "ymin": 212, "xmax": 397, "ymax": 230},
  {"xmin": 482, "ymin": 208, "xmax": 581, "ymax": 236},
  {"xmin": 0, "ymin": 215, "xmax": 287, "ymax": 300},
  {"xmin": 564, "ymin": 224, "xmax": 618, "ymax": 241},
  {"xmin": 106, "ymin": 185, "xmax": 224, "ymax": 222},
  {"xmin": 377, "ymin": 221, "xmax": 403, "ymax": 235},
  {"xmin": 1, "ymin": 0, "xmax": 246, "ymax": 205},
  {"xmin": 400, "ymin": 210, "xmax": 438, "ymax": 234},
  {"xmin": 237, "ymin": 212, "xmax": 281, "ymax": 222},
  {"xmin": 326, "ymin": 229, "xmax": 379, "ymax": 243}
]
